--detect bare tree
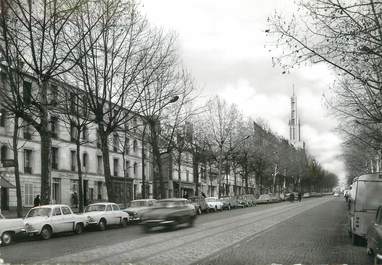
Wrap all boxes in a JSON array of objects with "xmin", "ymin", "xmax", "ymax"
[{"xmin": 0, "ymin": 0, "xmax": 104, "ymax": 203}]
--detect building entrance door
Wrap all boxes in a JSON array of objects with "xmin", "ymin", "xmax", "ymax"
[
  {"xmin": 1, "ymin": 187, "xmax": 9, "ymax": 210},
  {"xmin": 83, "ymin": 180, "xmax": 88, "ymax": 206}
]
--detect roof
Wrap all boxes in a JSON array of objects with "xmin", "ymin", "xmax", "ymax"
[
  {"xmin": 0, "ymin": 177, "xmax": 15, "ymax": 188},
  {"xmin": 131, "ymin": 199, "xmax": 156, "ymax": 202},
  {"xmin": 32, "ymin": 204, "xmax": 71, "ymax": 208},
  {"xmin": 88, "ymin": 202, "xmax": 116, "ymax": 205},
  {"xmin": 354, "ymin": 173, "xmax": 382, "ymax": 182},
  {"xmin": 159, "ymin": 198, "xmax": 188, "ymax": 202}
]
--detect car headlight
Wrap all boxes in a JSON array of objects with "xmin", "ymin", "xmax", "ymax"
[
  {"xmin": 87, "ymin": 216, "xmax": 96, "ymax": 222},
  {"xmin": 25, "ymin": 223, "xmax": 34, "ymax": 232}
]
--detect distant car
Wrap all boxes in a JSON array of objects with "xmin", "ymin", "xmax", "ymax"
[
  {"xmin": 141, "ymin": 198, "xmax": 196, "ymax": 232},
  {"xmin": 122, "ymin": 199, "xmax": 157, "ymax": 222},
  {"xmin": 205, "ymin": 197, "xmax": 224, "ymax": 212},
  {"xmin": 24, "ymin": 204, "xmax": 86, "ymax": 240},
  {"xmin": 237, "ymin": 195, "xmax": 256, "ymax": 207},
  {"xmin": 83, "ymin": 202, "xmax": 129, "ymax": 230},
  {"xmin": 257, "ymin": 194, "xmax": 272, "ymax": 204},
  {"xmin": 303, "ymin": 192, "xmax": 311, "ymax": 198},
  {"xmin": 188, "ymin": 196, "xmax": 208, "ymax": 215},
  {"xmin": 333, "ymin": 192, "xmax": 340, "ymax": 197},
  {"xmin": 220, "ymin": 196, "xmax": 239, "ymax": 210},
  {"xmin": 0, "ymin": 213, "xmax": 24, "ymax": 246},
  {"xmin": 367, "ymin": 206, "xmax": 382, "ymax": 264}
]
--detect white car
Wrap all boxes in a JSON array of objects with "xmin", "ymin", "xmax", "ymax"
[
  {"xmin": 0, "ymin": 213, "xmax": 25, "ymax": 246},
  {"xmin": 205, "ymin": 197, "xmax": 223, "ymax": 212},
  {"xmin": 83, "ymin": 202, "xmax": 129, "ymax": 230},
  {"xmin": 24, "ymin": 204, "xmax": 87, "ymax": 240},
  {"xmin": 122, "ymin": 199, "xmax": 157, "ymax": 222}
]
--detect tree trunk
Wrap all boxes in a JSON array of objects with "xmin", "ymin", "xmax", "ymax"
[
  {"xmin": 39, "ymin": 81, "xmax": 52, "ymax": 205},
  {"xmin": 149, "ymin": 121, "xmax": 166, "ymax": 199},
  {"xmin": 217, "ymin": 146, "xmax": 223, "ymax": 199},
  {"xmin": 233, "ymin": 167, "xmax": 237, "ymax": 196},
  {"xmin": 99, "ymin": 129, "xmax": 114, "ymax": 202},
  {"xmin": 193, "ymin": 157, "xmax": 199, "ymax": 196},
  {"xmin": 12, "ymin": 116, "xmax": 22, "ymax": 217},
  {"xmin": 76, "ymin": 137, "xmax": 84, "ymax": 212},
  {"xmin": 141, "ymin": 125, "xmax": 147, "ymax": 199},
  {"xmin": 177, "ymin": 152, "xmax": 181, "ymax": 198}
]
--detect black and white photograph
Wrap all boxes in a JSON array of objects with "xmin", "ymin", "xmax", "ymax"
[{"xmin": 0, "ymin": 1, "xmax": 381, "ymax": 265}]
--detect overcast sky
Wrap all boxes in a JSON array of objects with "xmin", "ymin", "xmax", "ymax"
[{"xmin": 142, "ymin": 0, "xmax": 346, "ymax": 184}]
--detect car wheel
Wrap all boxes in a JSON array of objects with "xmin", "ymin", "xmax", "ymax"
[
  {"xmin": 98, "ymin": 219, "xmax": 106, "ymax": 231},
  {"xmin": 169, "ymin": 219, "xmax": 178, "ymax": 231},
  {"xmin": 367, "ymin": 247, "xmax": 374, "ymax": 256},
  {"xmin": 188, "ymin": 216, "xmax": 195, "ymax": 227},
  {"xmin": 120, "ymin": 218, "xmax": 128, "ymax": 228},
  {"xmin": 74, "ymin": 223, "xmax": 84, "ymax": 234},
  {"xmin": 142, "ymin": 224, "xmax": 151, "ymax": 233},
  {"xmin": 41, "ymin": 225, "xmax": 52, "ymax": 240},
  {"xmin": 1, "ymin": 232, "xmax": 13, "ymax": 246}
]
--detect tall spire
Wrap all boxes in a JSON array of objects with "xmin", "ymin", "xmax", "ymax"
[{"xmin": 289, "ymin": 86, "xmax": 304, "ymax": 149}]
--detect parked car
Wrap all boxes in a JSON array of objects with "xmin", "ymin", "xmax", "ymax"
[
  {"xmin": 367, "ymin": 206, "xmax": 382, "ymax": 264},
  {"xmin": 257, "ymin": 194, "xmax": 272, "ymax": 204},
  {"xmin": 205, "ymin": 197, "xmax": 224, "ymax": 212},
  {"xmin": 333, "ymin": 192, "xmax": 340, "ymax": 197},
  {"xmin": 24, "ymin": 204, "xmax": 86, "ymax": 240},
  {"xmin": 122, "ymin": 199, "xmax": 157, "ymax": 222},
  {"xmin": 303, "ymin": 192, "xmax": 311, "ymax": 198},
  {"xmin": 220, "ymin": 196, "xmax": 239, "ymax": 210},
  {"xmin": 141, "ymin": 198, "xmax": 196, "ymax": 232},
  {"xmin": 237, "ymin": 195, "xmax": 256, "ymax": 207},
  {"xmin": 0, "ymin": 213, "xmax": 25, "ymax": 246},
  {"xmin": 188, "ymin": 196, "xmax": 208, "ymax": 215},
  {"xmin": 83, "ymin": 202, "xmax": 129, "ymax": 230}
]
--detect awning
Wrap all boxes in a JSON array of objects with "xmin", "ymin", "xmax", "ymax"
[{"xmin": 0, "ymin": 177, "xmax": 15, "ymax": 188}]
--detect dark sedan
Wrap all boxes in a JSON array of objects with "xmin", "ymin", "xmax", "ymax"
[
  {"xmin": 367, "ymin": 206, "xmax": 382, "ymax": 264},
  {"xmin": 141, "ymin": 198, "xmax": 197, "ymax": 232}
]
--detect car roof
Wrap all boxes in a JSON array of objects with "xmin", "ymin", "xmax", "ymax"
[
  {"xmin": 32, "ymin": 204, "xmax": 71, "ymax": 208},
  {"xmin": 131, "ymin": 199, "xmax": 156, "ymax": 202},
  {"xmin": 354, "ymin": 173, "xmax": 382, "ymax": 182},
  {"xmin": 159, "ymin": 198, "xmax": 188, "ymax": 202},
  {"xmin": 88, "ymin": 202, "xmax": 116, "ymax": 206}
]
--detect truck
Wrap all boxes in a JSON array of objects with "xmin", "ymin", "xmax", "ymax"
[{"xmin": 348, "ymin": 173, "xmax": 382, "ymax": 245}]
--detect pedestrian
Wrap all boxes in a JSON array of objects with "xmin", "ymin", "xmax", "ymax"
[
  {"xmin": 298, "ymin": 192, "xmax": 302, "ymax": 202},
  {"xmin": 33, "ymin": 195, "xmax": 40, "ymax": 207}
]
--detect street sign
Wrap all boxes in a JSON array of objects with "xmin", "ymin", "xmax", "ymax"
[{"xmin": 2, "ymin": 159, "xmax": 15, "ymax": 167}]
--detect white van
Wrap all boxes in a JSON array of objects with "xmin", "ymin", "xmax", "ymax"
[{"xmin": 348, "ymin": 173, "xmax": 382, "ymax": 245}]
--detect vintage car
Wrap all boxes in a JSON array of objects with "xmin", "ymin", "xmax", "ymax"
[
  {"xmin": 24, "ymin": 204, "xmax": 86, "ymax": 240},
  {"xmin": 205, "ymin": 197, "xmax": 224, "ymax": 212},
  {"xmin": 188, "ymin": 196, "xmax": 208, "ymax": 214},
  {"xmin": 220, "ymin": 196, "xmax": 239, "ymax": 210},
  {"xmin": 257, "ymin": 194, "xmax": 272, "ymax": 204},
  {"xmin": 83, "ymin": 202, "xmax": 130, "ymax": 230},
  {"xmin": 237, "ymin": 194, "xmax": 257, "ymax": 207},
  {"xmin": 0, "ymin": 213, "xmax": 25, "ymax": 246},
  {"xmin": 367, "ymin": 206, "xmax": 382, "ymax": 264},
  {"xmin": 141, "ymin": 198, "xmax": 196, "ymax": 232},
  {"xmin": 122, "ymin": 199, "xmax": 157, "ymax": 222}
]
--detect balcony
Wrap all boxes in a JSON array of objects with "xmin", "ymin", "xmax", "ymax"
[{"xmin": 24, "ymin": 167, "xmax": 32, "ymax": 174}]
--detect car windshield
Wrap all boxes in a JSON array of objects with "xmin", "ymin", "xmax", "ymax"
[
  {"xmin": 26, "ymin": 208, "xmax": 51, "ymax": 217},
  {"xmin": 129, "ymin": 201, "xmax": 149, "ymax": 207},
  {"xmin": 85, "ymin": 204, "xmax": 106, "ymax": 212},
  {"xmin": 355, "ymin": 181, "xmax": 382, "ymax": 210},
  {"xmin": 157, "ymin": 201, "xmax": 184, "ymax": 207},
  {"xmin": 205, "ymin": 198, "xmax": 216, "ymax": 202}
]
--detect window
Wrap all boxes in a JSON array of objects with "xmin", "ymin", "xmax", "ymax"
[
  {"xmin": 24, "ymin": 183, "xmax": 33, "ymax": 206},
  {"xmin": 52, "ymin": 147, "xmax": 58, "ymax": 170},
  {"xmin": 23, "ymin": 122, "xmax": 32, "ymax": 140},
  {"xmin": 96, "ymin": 130, "xmax": 101, "ymax": 148},
  {"xmin": 113, "ymin": 134, "xmax": 119, "ymax": 152},
  {"xmin": 97, "ymin": 155, "xmax": 103, "ymax": 174},
  {"xmin": 125, "ymin": 138, "xmax": 130, "ymax": 154},
  {"xmin": 106, "ymin": 205, "xmax": 112, "ymax": 211},
  {"xmin": 133, "ymin": 162, "xmax": 137, "ymax": 177},
  {"xmin": 50, "ymin": 116, "xmax": 58, "ymax": 139},
  {"xmin": 24, "ymin": 149, "xmax": 32, "ymax": 174},
  {"xmin": 53, "ymin": 207, "xmax": 62, "ymax": 216},
  {"xmin": 1, "ymin": 145, "xmax": 7, "ymax": 162},
  {"xmin": 133, "ymin": 139, "xmax": 138, "ymax": 152},
  {"xmin": 82, "ymin": 153, "xmax": 88, "ymax": 170},
  {"xmin": 186, "ymin": 170, "xmax": 190, "ymax": 182},
  {"xmin": 70, "ymin": 180, "xmax": 79, "ymax": 194},
  {"xmin": 0, "ymin": 109, "xmax": 6, "ymax": 127},
  {"xmin": 113, "ymin": 158, "xmax": 119, "ymax": 177},
  {"xmin": 70, "ymin": 122, "xmax": 78, "ymax": 142},
  {"xmin": 97, "ymin": 181, "xmax": 103, "ymax": 200},
  {"xmin": 51, "ymin": 85, "xmax": 58, "ymax": 106},
  {"xmin": 125, "ymin": 160, "xmax": 130, "ymax": 178},
  {"xmin": 70, "ymin": 92, "xmax": 76, "ymax": 114},
  {"xmin": 62, "ymin": 207, "xmax": 71, "ymax": 215},
  {"xmin": 23, "ymin": 81, "xmax": 32, "ymax": 105},
  {"xmin": 112, "ymin": 204, "xmax": 120, "ymax": 211},
  {"xmin": 82, "ymin": 126, "xmax": 88, "ymax": 142},
  {"xmin": 70, "ymin": 150, "xmax": 76, "ymax": 171}
]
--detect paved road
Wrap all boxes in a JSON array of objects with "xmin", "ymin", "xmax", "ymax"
[{"xmin": 0, "ymin": 197, "xmax": 371, "ymax": 265}]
